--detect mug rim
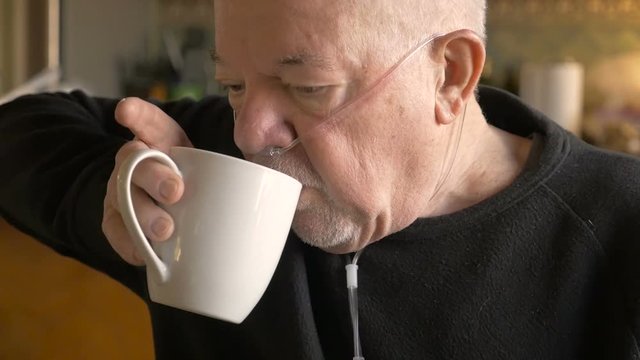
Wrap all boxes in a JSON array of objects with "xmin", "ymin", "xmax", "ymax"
[{"xmin": 169, "ymin": 146, "xmax": 302, "ymax": 187}]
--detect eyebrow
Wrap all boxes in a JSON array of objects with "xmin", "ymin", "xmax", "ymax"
[
  {"xmin": 210, "ymin": 49, "xmax": 335, "ymax": 71},
  {"xmin": 210, "ymin": 49, "xmax": 222, "ymax": 64},
  {"xmin": 277, "ymin": 53, "xmax": 335, "ymax": 70}
]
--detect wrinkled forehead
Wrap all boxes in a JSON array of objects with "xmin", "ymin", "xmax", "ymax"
[
  {"xmin": 214, "ymin": 0, "xmax": 351, "ymax": 31},
  {"xmin": 213, "ymin": 0, "xmax": 363, "ymax": 65}
]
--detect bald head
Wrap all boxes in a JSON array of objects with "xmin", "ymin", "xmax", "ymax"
[
  {"xmin": 341, "ymin": 0, "xmax": 486, "ymax": 64},
  {"xmin": 212, "ymin": 0, "xmax": 490, "ymax": 251},
  {"xmin": 215, "ymin": 0, "xmax": 486, "ymax": 72}
]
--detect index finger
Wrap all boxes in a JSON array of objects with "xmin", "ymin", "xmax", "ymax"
[{"xmin": 115, "ymin": 97, "xmax": 193, "ymax": 152}]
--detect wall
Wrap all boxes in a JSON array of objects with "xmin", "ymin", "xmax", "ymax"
[
  {"xmin": 484, "ymin": 0, "xmax": 640, "ymax": 154},
  {"xmin": 0, "ymin": 1, "xmax": 8, "ymax": 93},
  {"xmin": 60, "ymin": 0, "xmax": 216, "ymax": 98},
  {"xmin": 485, "ymin": 0, "xmax": 640, "ymax": 107},
  {"xmin": 0, "ymin": 1, "xmax": 27, "ymax": 94},
  {"xmin": 61, "ymin": 0, "xmax": 157, "ymax": 96}
]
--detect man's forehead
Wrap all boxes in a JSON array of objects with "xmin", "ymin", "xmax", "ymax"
[
  {"xmin": 214, "ymin": 0, "xmax": 359, "ymax": 37},
  {"xmin": 213, "ymin": 0, "xmax": 364, "ymax": 72}
]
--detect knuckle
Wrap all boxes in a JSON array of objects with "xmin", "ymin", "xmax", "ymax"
[
  {"xmin": 115, "ymin": 140, "xmax": 147, "ymax": 164},
  {"xmin": 134, "ymin": 163, "xmax": 175, "ymax": 201},
  {"xmin": 101, "ymin": 207, "xmax": 118, "ymax": 237},
  {"xmin": 110, "ymin": 232, "xmax": 135, "ymax": 263},
  {"xmin": 105, "ymin": 175, "xmax": 115, "ymax": 199},
  {"xmin": 100, "ymin": 206, "xmax": 143, "ymax": 266},
  {"xmin": 130, "ymin": 249, "xmax": 145, "ymax": 266}
]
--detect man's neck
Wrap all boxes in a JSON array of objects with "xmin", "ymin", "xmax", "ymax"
[{"xmin": 426, "ymin": 99, "xmax": 533, "ymax": 217}]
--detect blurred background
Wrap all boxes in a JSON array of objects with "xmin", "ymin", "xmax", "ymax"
[
  {"xmin": 1, "ymin": 0, "xmax": 640, "ymax": 359},
  {"xmin": 484, "ymin": 0, "xmax": 640, "ymax": 155}
]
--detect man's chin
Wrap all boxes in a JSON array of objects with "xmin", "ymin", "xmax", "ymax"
[
  {"xmin": 290, "ymin": 208, "xmax": 361, "ymax": 253},
  {"xmin": 320, "ymin": 241, "xmax": 365, "ymax": 255},
  {"xmin": 292, "ymin": 227, "xmax": 364, "ymax": 254}
]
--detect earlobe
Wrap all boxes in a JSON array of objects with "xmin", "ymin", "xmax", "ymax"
[
  {"xmin": 433, "ymin": 29, "xmax": 485, "ymax": 125},
  {"xmin": 435, "ymin": 95, "xmax": 461, "ymax": 125}
]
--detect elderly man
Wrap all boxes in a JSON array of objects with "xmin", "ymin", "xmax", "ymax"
[{"xmin": 1, "ymin": 0, "xmax": 639, "ymax": 359}]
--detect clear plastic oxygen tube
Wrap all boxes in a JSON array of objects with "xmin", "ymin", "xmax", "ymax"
[
  {"xmin": 429, "ymin": 102, "xmax": 467, "ymax": 201},
  {"xmin": 341, "ymin": 105, "xmax": 466, "ymax": 360},
  {"xmin": 346, "ymin": 249, "xmax": 364, "ymax": 360},
  {"xmin": 251, "ymin": 32, "xmax": 446, "ymax": 159}
]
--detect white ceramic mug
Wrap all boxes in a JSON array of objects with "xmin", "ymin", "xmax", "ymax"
[{"xmin": 117, "ymin": 147, "xmax": 301, "ymax": 323}]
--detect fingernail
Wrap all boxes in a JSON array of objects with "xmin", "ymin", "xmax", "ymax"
[
  {"xmin": 152, "ymin": 217, "xmax": 171, "ymax": 239},
  {"xmin": 159, "ymin": 179, "xmax": 178, "ymax": 200}
]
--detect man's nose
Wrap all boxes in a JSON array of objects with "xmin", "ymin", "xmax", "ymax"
[{"xmin": 233, "ymin": 91, "xmax": 297, "ymax": 156}]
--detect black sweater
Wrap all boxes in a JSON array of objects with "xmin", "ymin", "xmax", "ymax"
[{"xmin": 1, "ymin": 86, "xmax": 639, "ymax": 359}]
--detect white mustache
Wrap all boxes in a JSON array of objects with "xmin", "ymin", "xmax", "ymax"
[{"xmin": 251, "ymin": 152, "xmax": 324, "ymax": 190}]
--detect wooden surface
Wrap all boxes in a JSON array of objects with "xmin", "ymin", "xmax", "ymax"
[{"xmin": 0, "ymin": 219, "xmax": 154, "ymax": 359}]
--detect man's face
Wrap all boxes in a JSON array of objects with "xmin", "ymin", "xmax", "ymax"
[{"xmin": 214, "ymin": 0, "xmax": 448, "ymax": 253}]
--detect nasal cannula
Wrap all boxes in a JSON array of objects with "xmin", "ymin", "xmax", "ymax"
[
  {"xmin": 253, "ymin": 32, "xmax": 446, "ymax": 159},
  {"xmin": 248, "ymin": 30, "xmax": 469, "ymax": 360}
]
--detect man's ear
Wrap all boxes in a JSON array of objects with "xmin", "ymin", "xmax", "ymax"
[{"xmin": 432, "ymin": 29, "xmax": 486, "ymax": 125}]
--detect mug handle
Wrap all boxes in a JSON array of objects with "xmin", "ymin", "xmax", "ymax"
[{"xmin": 116, "ymin": 148, "xmax": 181, "ymax": 283}]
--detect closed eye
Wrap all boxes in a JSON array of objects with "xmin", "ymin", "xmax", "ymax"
[
  {"xmin": 222, "ymin": 84, "xmax": 245, "ymax": 93},
  {"xmin": 290, "ymin": 85, "xmax": 329, "ymax": 96}
]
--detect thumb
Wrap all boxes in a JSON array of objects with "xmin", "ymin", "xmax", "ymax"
[{"xmin": 115, "ymin": 97, "xmax": 193, "ymax": 152}]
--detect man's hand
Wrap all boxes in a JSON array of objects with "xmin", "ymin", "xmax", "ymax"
[{"xmin": 103, "ymin": 98, "xmax": 193, "ymax": 265}]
